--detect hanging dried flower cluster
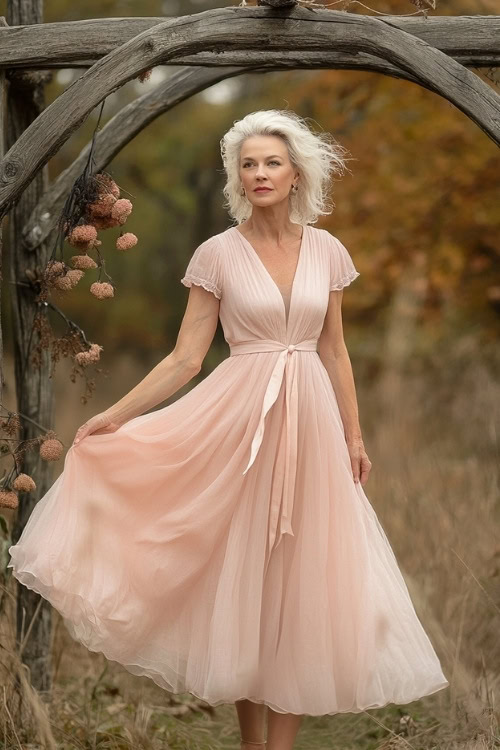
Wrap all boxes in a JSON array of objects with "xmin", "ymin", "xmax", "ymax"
[
  {"xmin": 60, "ymin": 174, "xmax": 139, "ymax": 281},
  {"xmin": 2, "ymin": 106, "xmax": 142, "ymax": 512},
  {"xmin": 74, "ymin": 343, "xmax": 103, "ymax": 366},
  {"xmin": 21, "ymin": 103, "xmax": 144, "ymax": 410},
  {"xmin": 47, "ymin": 172, "xmax": 138, "ymax": 293},
  {"xmin": 0, "ymin": 416, "xmax": 65, "ymax": 510},
  {"xmin": 38, "ymin": 169, "xmax": 139, "ymax": 381}
]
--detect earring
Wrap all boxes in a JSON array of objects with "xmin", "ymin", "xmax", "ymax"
[
  {"xmin": 240, "ymin": 185, "xmax": 245, "ymax": 196},
  {"xmin": 292, "ymin": 183, "xmax": 298, "ymax": 193}
]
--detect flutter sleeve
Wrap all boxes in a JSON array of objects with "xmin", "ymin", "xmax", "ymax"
[
  {"xmin": 180, "ymin": 235, "xmax": 222, "ymax": 300},
  {"xmin": 326, "ymin": 231, "xmax": 360, "ymax": 291}
]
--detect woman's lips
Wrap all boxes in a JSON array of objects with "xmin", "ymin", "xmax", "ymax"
[{"xmin": 254, "ymin": 188, "xmax": 272, "ymax": 192}]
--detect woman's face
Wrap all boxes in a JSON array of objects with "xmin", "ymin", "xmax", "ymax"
[{"xmin": 238, "ymin": 134, "xmax": 299, "ymax": 208}]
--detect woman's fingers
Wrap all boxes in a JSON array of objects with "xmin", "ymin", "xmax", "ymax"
[
  {"xmin": 73, "ymin": 421, "xmax": 95, "ymax": 444},
  {"xmin": 359, "ymin": 454, "xmax": 372, "ymax": 486},
  {"xmin": 349, "ymin": 452, "xmax": 360, "ymax": 483},
  {"xmin": 73, "ymin": 413, "xmax": 116, "ymax": 445},
  {"xmin": 348, "ymin": 443, "xmax": 372, "ymax": 486},
  {"xmin": 92, "ymin": 420, "xmax": 119, "ymax": 436},
  {"xmin": 73, "ymin": 425, "xmax": 89, "ymax": 445}
]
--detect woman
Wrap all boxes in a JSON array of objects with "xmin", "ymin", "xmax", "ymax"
[{"xmin": 8, "ymin": 109, "xmax": 448, "ymax": 750}]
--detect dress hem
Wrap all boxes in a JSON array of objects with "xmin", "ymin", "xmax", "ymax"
[{"xmin": 7, "ymin": 562, "xmax": 450, "ymax": 718}]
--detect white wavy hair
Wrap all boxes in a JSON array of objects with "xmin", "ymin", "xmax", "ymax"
[{"xmin": 220, "ymin": 109, "xmax": 353, "ymax": 226}]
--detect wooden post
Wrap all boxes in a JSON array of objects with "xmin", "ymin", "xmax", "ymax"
[
  {"xmin": 0, "ymin": 19, "xmax": 6, "ymax": 405},
  {"xmin": 6, "ymin": 0, "xmax": 54, "ymax": 696}
]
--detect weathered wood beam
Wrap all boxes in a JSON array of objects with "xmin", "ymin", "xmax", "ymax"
[
  {"xmin": 0, "ymin": 13, "xmax": 498, "ymax": 69},
  {"xmin": 0, "ymin": 6, "xmax": 499, "ymax": 219},
  {"xmin": 0, "ymin": 18, "xmax": 6, "ymax": 404},
  {"xmin": 6, "ymin": 0, "xmax": 54, "ymax": 695},
  {"xmin": 1, "ymin": 47, "xmax": 497, "ymax": 76}
]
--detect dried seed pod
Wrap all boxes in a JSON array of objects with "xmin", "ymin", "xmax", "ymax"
[
  {"xmin": 74, "ymin": 351, "xmax": 92, "ymax": 366},
  {"xmin": 13, "ymin": 473, "xmax": 37, "ymax": 492},
  {"xmin": 70, "ymin": 254, "xmax": 98, "ymax": 270},
  {"xmin": 39, "ymin": 437, "xmax": 64, "ymax": 461},
  {"xmin": 67, "ymin": 224, "xmax": 98, "ymax": 246},
  {"xmin": 0, "ymin": 490, "xmax": 18, "ymax": 509},
  {"xmin": 92, "ymin": 215, "xmax": 121, "ymax": 230},
  {"xmin": 66, "ymin": 269, "xmax": 85, "ymax": 287},
  {"xmin": 52, "ymin": 274, "xmax": 74, "ymax": 291},
  {"xmin": 116, "ymin": 233, "xmax": 138, "ymax": 251},
  {"xmin": 74, "ymin": 343, "xmax": 103, "ymax": 367},
  {"xmin": 88, "ymin": 193, "xmax": 117, "ymax": 219},
  {"xmin": 44, "ymin": 260, "xmax": 65, "ymax": 283},
  {"xmin": 90, "ymin": 281, "xmax": 114, "ymax": 300},
  {"xmin": 111, "ymin": 199, "xmax": 133, "ymax": 225}
]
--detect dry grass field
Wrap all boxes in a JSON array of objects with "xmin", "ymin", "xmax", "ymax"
[{"xmin": 1, "ymin": 344, "xmax": 499, "ymax": 749}]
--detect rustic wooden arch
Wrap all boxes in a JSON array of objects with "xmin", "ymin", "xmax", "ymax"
[
  {"xmin": 1, "ymin": 5, "xmax": 499, "ymax": 218},
  {"xmin": 2, "ymin": 0, "xmax": 499, "ymax": 695}
]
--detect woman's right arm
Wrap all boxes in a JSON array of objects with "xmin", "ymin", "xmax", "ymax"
[{"xmin": 73, "ymin": 284, "xmax": 220, "ymax": 444}]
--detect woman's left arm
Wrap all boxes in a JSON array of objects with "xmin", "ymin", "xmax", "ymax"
[{"xmin": 317, "ymin": 289, "xmax": 372, "ymax": 486}]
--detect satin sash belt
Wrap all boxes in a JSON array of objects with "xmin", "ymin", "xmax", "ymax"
[{"xmin": 229, "ymin": 338, "xmax": 318, "ymax": 558}]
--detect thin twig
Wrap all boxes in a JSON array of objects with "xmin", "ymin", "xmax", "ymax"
[
  {"xmin": 44, "ymin": 300, "xmax": 91, "ymax": 346},
  {"xmin": 315, "ymin": 0, "xmax": 425, "ymax": 15},
  {"xmin": 2, "ymin": 686, "xmax": 23, "ymax": 750},
  {"xmin": 361, "ymin": 709, "xmax": 416, "ymax": 748},
  {"xmin": 19, "ymin": 597, "xmax": 44, "ymax": 657},
  {"xmin": 0, "ymin": 405, "xmax": 50, "ymax": 435},
  {"xmin": 243, "ymin": 0, "xmax": 428, "ymax": 16},
  {"xmin": 451, "ymin": 547, "xmax": 500, "ymax": 617}
]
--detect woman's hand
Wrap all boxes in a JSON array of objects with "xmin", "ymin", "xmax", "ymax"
[
  {"xmin": 347, "ymin": 436, "xmax": 372, "ymax": 486},
  {"xmin": 73, "ymin": 413, "xmax": 120, "ymax": 445}
]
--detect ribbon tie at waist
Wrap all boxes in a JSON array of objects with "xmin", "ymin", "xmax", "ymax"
[{"xmin": 229, "ymin": 338, "xmax": 318, "ymax": 559}]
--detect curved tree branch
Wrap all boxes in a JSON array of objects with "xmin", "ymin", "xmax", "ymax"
[{"xmin": 1, "ymin": 6, "xmax": 499, "ymax": 218}]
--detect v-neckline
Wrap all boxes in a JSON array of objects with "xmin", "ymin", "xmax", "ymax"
[{"xmin": 232, "ymin": 224, "xmax": 307, "ymax": 330}]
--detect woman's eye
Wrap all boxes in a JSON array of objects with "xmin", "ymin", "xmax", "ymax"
[{"xmin": 243, "ymin": 161, "xmax": 280, "ymax": 167}]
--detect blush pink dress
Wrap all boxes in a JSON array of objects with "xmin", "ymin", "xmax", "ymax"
[{"xmin": 8, "ymin": 224, "xmax": 449, "ymax": 716}]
